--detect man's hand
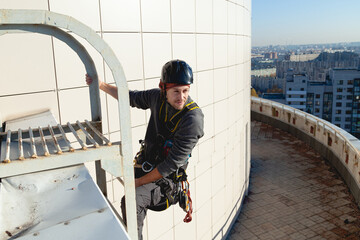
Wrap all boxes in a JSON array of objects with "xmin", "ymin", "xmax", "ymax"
[
  {"xmin": 85, "ymin": 74, "xmax": 104, "ymax": 88},
  {"xmin": 85, "ymin": 74, "xmax": 118, "ymax": 99},
  {"xmin": 135, "ymin": 178, "xmax": 142, "ymax": 188},
  {"xmin": 135, "ymin": 167, "xmax": 163, "ymax": 188}
]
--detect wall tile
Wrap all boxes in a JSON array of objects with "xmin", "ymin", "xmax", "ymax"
[
  {"xmin": 49, "ymin": 0, "xmax": 101, "ymax": 31},
  {"xmin": 227, "ymin": 95, "xmax": 236, "ymax": 126},
  {"xmin": 197, "ymin": 139, "xmax": 214, "ymax": 175},
  {"xmin": 237, "ymin": 91, "xmax": 245, "ymax": 120},
  {"xmin": 245, "ymin": 0, "xmax": 251, "ymax": 11},
  {"xmin": 224, "ymin": 201, "xmax": 236, "ymax": 234},
  {"xmin": 213, "ymin": 0, "xmax": 227, "ymax": 34},
  {"xmin": 211, "ymin": 159, "xmax": 225, "ymax": 195},
  {"xmin": 103, "ymin": 33, "xmax": 143, "ymax": 81},
  {"xmin": 141, "ymin": 0, "xmax": 171, "ymax": 33},
  {"xmin": 0, "ymin": 92, "xmax": 59, "ymax": 124},
  {"xmin": 154, "ymin": 228, "xmax": 173, "ymax": 240},
  {"xmin": 244, "ymin": 9, "xmax": 251, "ymax": 36},
  {"xmin": 195, "ymin": 0, "xmax": 212, "ymax": 33},
  {"xmin": 214, "ymin": 131, "xmax": 227, "ymax": 162},
  {"xmin": 214, "ymin": 68, "xmax": 228, "ymax": 102},
  {"xmin": 174, "ymin": 217, "xmax": 196, "ymax": 239},
  {"xmin": 100, "ymin": 0, "xmax": 141, "ymax": 32},
  {"xmin": 214, "ymin": 35, "xmax": 228, "ymax": 68},
  {"xmin": 147, "ymin": 207, "xmax": 174, "ymax": 240},
  {"xmin": 109, "ymin": 131, "xmax": 121, "ymax": 143},
  {"xmin": 0, "ymin": 33, "xmax": 56, "ymax": 96},
  {"xmin": 227, "ymin": 1, "xmax": 236, "ymax": 35},
  {"xmin": 236, "ymin": 5, "xmax": 245, "ymax": 35},
  {"xmin": 142, "ymin": 219, "xmax": 149, "ymax": 240},
  {"xmin": 200, "ymin": 231, "xmax": 213, "ymax": 240},
  {"xmin": 225, "ymin": 155, "xmax": 234, "ymax": 203},
  {"xmin": 235, "ymin": 64, "xmax": 244, "ymax": 93},
  {"xmin": 195, "ymin": 168, "xmax": 212, "ymax": 208},
  {"xmin": 212, "ymin": 214, "xmax": 226, "ymax": 240},
  {"xmin": 106, "ymin": 178, "xmax": 114, "ymax": 202},
  {"xmin": 171, "ymin": 0, "xmax": 195, "ymax": 33},
  {"xmin": 128, "ymin": 81, "xmax": 147, "ymax": 127},
  {"xmin": 84, "ymin": 161, "xmax": 96, "ymax": 181},
  {"xmin": 200, "ymin": 105, "xmax": 214, "ymax": 143},
  {"xmin": 144, "ymin": 77, "xmax": 160, "ymax": 91},
  {"xmin": 237, "ymin": 0, "xmax": 245, "ymax": 7},
  {"xmin": 112, "ymin": 176, "xmax": 125, "ymax": 204},
  {"xmin": 228, "ymin": 35, "xmax": 237, "ymax": 66},
  {"xmin": 246, "ymin": 37, "xmax": 252, "ymax": 61},
  {"xmin": 58, "ymin": 87, "xmax": 92, "ymax": 123},
  {"xmin": 53, "ymin": 34, "xmax": 104, "ymax": 90},
  {"xmin": 197, "ymin": 70, "xmax": 214, "ymax": 107},
  {"xmin": 196, "ymin": 34, "xmax": 213, "ymax": 71},
  {"xmin": 228, "ymin": 66, "xmax": 237, "ymax": 97},
  {"xmin": 104, "ymin": 81, "xmax": 146, "ymax": 135},
  {"xmin": 172, "ymin": 34, "xmax": 196, "ymax": 72},
  {"xmin": 190, "ymin": 75, "xmax": 199, "ymax": 103},
  {"xmin": 195, "ymin": 200, "xmax": 212, "ymax": 239},
  {"xmin": 186, "ymin": 149, "xmax": 197, "ymax": 181},
  {"xmin": 236, "ymin": 36, "xmax": 245, "ymax": 64},
  {"xmin": 142, "ymin": 33, "xmax": 172, "ymax": 79},
  {"xmin": 0, "ymin": 0, "xmax": 48, "ymax": 9},
  {"xmin": 214, "ymin": 100, "xmax": 228, "ymax": 134}
]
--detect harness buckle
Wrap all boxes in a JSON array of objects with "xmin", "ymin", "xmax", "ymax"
[{"xmin": 142, "ymin": 161, "xmax": 154, "ymax": 172}]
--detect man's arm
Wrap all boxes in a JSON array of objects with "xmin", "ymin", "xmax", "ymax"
[
  {"xmin": 135, "ymin": 167, "xmax": 163, "ymax": 188},
  {"xmin": 86, "ymin": 74, "xmax": 118, "ymax": 100}
]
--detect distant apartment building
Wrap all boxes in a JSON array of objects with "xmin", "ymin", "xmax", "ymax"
[
  {"xmin": 330, "ymin": 69, "xmax": 360, "ymax": 137},
  {"xmin": 285, "ymin": 72, "xmax": 307, "ymax": 111},
  {"xmin": 251, "ymin": 68, "xmax": 276, "ymax": 77},
  {"xmin": 353, "ymin": 78, "xmax": 360, "ymax": 137},
  {"xmin": 264, "ymin": 52, "xmax": 278, "ymax": 59},
  {"xmin": 288, "ymin": 53, "xmax": 319, "ymax": 62},
  {"xmin": 277, "ymin": 52, "xmax": 359, "ymax": 81},
  {"xmin": 251, "ymin": 76, "xmax": 285, "ymax": 93},
  {"xmin": 285, "ymin": 68, "xmax": 360, "ymax": 137}
]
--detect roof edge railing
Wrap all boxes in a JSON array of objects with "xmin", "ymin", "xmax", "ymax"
[
  {"xmin": 0, "ymin": 9, "xmax": 137, "ymax": 240},
  {"xmin": 251, "ymin": 96, "xmax": 360, "ymax": 205}
]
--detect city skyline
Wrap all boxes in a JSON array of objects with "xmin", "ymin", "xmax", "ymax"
[{"xmin": 252, "ymin": 0, "xmax": 360, "ymax": 47}]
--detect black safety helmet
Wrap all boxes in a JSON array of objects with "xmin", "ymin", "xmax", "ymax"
[{"xmin": 160, "ymin": 60, "xmax": 193, "ymax": 85}]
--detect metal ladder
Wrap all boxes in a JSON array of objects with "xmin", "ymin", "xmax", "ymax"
[{"xmin": 0, "ymin": 9, "xmax": 137, "ymax": 240}]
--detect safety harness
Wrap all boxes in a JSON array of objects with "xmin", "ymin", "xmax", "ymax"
[{"xmin": 134, "ymin": 100, "xmax": 198, "ymax": 222}]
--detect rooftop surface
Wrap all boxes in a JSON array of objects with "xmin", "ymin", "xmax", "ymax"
[{"xmin": 227, "ymin": 121, "xmax": 360, "ymax": 240}]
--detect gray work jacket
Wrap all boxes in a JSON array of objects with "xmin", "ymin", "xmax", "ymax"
[{"xmin": 129, "ymin": 88, "xmax": 204, "ymax": 177}]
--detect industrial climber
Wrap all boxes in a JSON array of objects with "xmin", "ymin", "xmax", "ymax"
[{"xmin": 86, "ymin": 59, "xmax": 204, "ymax": 240}]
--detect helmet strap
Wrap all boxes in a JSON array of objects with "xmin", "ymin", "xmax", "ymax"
[{"xmin": 160, "ymin": 83, "xmax": 167, "ymax": 101}]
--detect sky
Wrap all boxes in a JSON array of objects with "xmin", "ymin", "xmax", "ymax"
[{"xmin": 252, "ymin": 0, "xmax": 360, "ymax": 47}]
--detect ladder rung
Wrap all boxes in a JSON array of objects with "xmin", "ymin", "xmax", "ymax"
[{"xmin": 0, "ymin": 120, "xmax": 112, "ymax": 161}]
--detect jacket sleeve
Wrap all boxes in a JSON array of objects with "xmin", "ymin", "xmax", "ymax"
[
  {"xmin": 129, "ymin": 89, "xmax": 160, "ymax": 110},
  {"xmin": 157, "ymin": 109, "xmax": 204, "ymax": 177}
]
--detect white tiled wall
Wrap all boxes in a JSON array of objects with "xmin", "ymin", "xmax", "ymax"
[{"xmin": 0, "ymin": 0, "xmax": 251, "ymax": 239}]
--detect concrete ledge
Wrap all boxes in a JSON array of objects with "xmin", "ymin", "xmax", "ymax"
[{"xmin": 252, "ymin": 110, "xmax": 360, "ymax": 206}]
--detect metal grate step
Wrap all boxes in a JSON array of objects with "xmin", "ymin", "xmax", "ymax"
[{"xmin": 0, "ymin": 120, "xmax": 120, "ymax": 178}]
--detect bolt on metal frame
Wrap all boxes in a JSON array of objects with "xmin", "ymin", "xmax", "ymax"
[{"xmin": 0, "ymin": 9, "xmax": 137, "ymax": 240}]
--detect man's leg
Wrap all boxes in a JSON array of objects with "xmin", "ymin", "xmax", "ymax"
[{"xmin": 121, "ymin": 182, "xmax": 161, "ymax": 240}]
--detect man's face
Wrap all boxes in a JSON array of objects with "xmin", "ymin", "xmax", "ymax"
[{"xmin": 166, "ymin": 85, "xmax": 190, "ymax": 110}]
